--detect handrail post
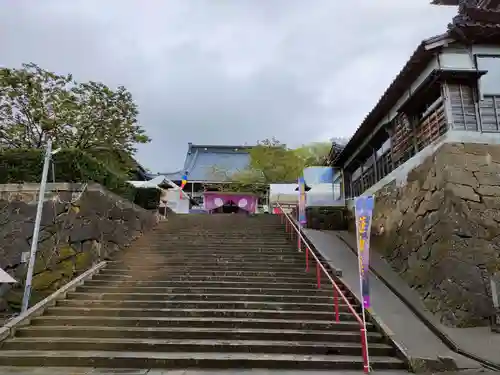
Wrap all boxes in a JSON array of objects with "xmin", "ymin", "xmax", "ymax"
[
  {"xmin": 334, "ymin": 286, "xmax": 340, "ymax": 323},
  {"xmin": 316, "ymin": 262, "xmax": 321, "ymax": 289},
  {"xmin": 305, "ymin": 247, "xmax": 309, "ymax": 272},
  {"xmin": 276, "ymin": 202, "xmax": 369, "ymax": 372},
  {"xmin": 297, "ymin": 235, "xmax": 301, "ymax": 252},
  {"xmin": 360, "ymin": 326, "xmax": 370, "ymax": 373}
]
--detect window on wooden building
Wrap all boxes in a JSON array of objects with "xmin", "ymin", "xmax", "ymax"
[
  {"xmin": 477, "ymin": 56, "xmax": 500, "ymax": 97},
  {"xmin": 375, "ymin": 138, "xmax": 391, "ymax": 180}
]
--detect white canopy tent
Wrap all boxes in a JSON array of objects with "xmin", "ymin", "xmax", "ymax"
[
  {"xmin": 269, "ymin": 184, "xmax": 299, "ymax": 206},
  {"xmin": 270, "ymin": 182, "xmax": 342, "ymax": 209},
  {"xmin": 127, "ymin": 175, "xmax": 190, "ymax": 214}
]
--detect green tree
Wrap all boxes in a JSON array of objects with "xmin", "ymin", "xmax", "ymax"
[
  {"xmin": 214, "ymin": 138, "xmax": 304, "ymax": 190},
  {"xmin": 294, "ymin": 141, "xmax": 332, "ymax": 167},
  {"xmin": 243, "ymin": 137, "xmax": 305, "ymax": 183},
  {"xmin": 0, "ymin": 63, "xmax": 150, "ymax": 154}
]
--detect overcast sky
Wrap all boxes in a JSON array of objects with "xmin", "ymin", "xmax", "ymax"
[{"xmin": 0, "ymin": 1, "xmax": 457, "ymax": 173}]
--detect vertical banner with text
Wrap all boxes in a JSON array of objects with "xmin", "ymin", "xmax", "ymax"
[
  {"xmin": 355, "ymin": 195, "xmax": 375, "ymax": 310},
  {"xmin": 298, "ymin": 176, "xmax": 306, "ymax": 226}
]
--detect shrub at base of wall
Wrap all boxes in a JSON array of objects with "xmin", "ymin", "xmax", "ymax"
[
  {"xmin": 0, "ymin": 187, "xmax": 158, "ymax": 313},
  {"xmin": 305, "ymin": 207, "xmax": 348, "ymax": 231},
  {"xmin": 370, "ymin": 142, "xmax": 500, "ymax": 328}
]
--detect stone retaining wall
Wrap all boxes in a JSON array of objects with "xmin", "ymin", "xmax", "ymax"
[
  {"xmin": 0, "ymin": 183, "xmax": 158, "ymax": 313},
  {"xmin": 370, "ymin": 143, "xmax": 500, "ymax": 327}
]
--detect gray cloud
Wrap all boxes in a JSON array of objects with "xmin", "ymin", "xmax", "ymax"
[{"xmin": 0, "ymin": 0, "xmax": 457, "ymax": 172}]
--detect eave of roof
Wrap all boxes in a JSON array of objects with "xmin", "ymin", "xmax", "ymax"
[
  {"xmin": 332, "ymin": 33, "xmax": 450, "ymax": 167},
  {"xmin": 431, "ymin": 0, "xmax": 460, "ymax": 5},
  {"xmin": 190, "ymin": 144, "xmax": 253, "ymax": 150}
]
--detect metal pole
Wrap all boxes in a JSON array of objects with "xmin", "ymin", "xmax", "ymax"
[{"xmin": 21, "ymin": 138, "xmax": 52, "ymax": 313}]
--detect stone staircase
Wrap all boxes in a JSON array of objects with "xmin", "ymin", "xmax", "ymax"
[{"xmin": 0, "ymin": 214, "xmax": 406, "ymax": 371}]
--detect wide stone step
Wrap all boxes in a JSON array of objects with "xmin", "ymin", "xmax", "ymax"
[
  {"xmin": 125, "ymin": 250, "xmax": 301, "ymax": 256},
  {"xmin": 76, "ymin": 285, "xmax": 342, "ymax": 296},
  {"xmin": 131, "ymin": 246, "xmax": 298, "ymax": 251},
  {"xmin": 15, "ymin": 326, "xmax": 381, "ymax": 343},
  {"xmin": 97, "ymin": 269, "xmax": 320, "ymax": 278},
  {"xmin": 102, "ymin": 264, "xmax": 310, "ymax": 272},
  {"xmin": 153, "ymin": 238, "xmax": 292, "ymax": 242},
  {"xmin": 109, "ymin": 258, "xmax": 308, "ymax": 266},
  {"xmin": 1, "ymin": 337, "xmax": 395, "ymax": 357},
  {"xmin": 168, "ymin": 238, "xmax": 287, "ymax": 243},
  {"xmin": 108, "ymin": 252, "xmax": 305, "ymax": 266},
  {"xmin": 0, "ymin": 350, "xmax": 406, "ymax": 370},
  {"xmin": 138, "ymin": 244, "xmax": 295, "ymax": 249},
  {"xmin": 83, "ymin": 279, "xmax": 322, "ymax": 290},
  {"xmin": 90, "ymin": 274, "xmax": 324, "ymax": 284},
  {"xmin": 30, "ymin": 316, "xmax": 370, "ymax": 331},
  {"xmin": 45, "ymin": 307, "xmax": 360, "ymax": 321},
  {"xmin": 167, "ymin": 230, "xmax": 285, "ymax": 234},
  {"xmin": 117, "ymin": 252, "xmax": 304, "ymax": 259},
  {"xmin": 112, "ymin": 253, "xmax": 306, "ymax": 268},
  {"xmin": 106, "ymin": 260, "xmax": 307, "ymax": 267},
  {"xmin": 158, "ymin": 231, "xmax": 286, "ymax": 235},
  {"xmin": 65, "ymin": 292, "xmax": 356, "ymax": 304},
  {"xmin": 56, "ymin": 299, "xmax": 361, "ymax": 312}
]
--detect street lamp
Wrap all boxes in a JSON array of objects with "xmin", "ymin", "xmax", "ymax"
[{"xmin": 21, "ymin": 138, "xmax": 54, "ymax": 313}]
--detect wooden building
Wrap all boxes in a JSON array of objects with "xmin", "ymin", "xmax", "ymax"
[{"xmin": 330, "ymin": 0, "xmax": 500, "ymax": 198}]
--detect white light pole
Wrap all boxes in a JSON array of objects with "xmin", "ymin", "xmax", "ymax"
[{"xmin": 21, "ymin": 138, "xmax": 53, "ymax": 313}]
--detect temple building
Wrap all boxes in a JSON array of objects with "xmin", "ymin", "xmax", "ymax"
[
  {"xmin": 330, "ymin": 0, "xmax": 500, "ymax": 198},
  {"xmin": 159, "ymin": 143, "xmax": 267, "ymax": 213},
  {"xmin": 326, "ymin": 0, "xmax": 500, "ymax": 329}
]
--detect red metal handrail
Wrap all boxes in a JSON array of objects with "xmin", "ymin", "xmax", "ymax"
[{"xmin": 275, "ymin": 203, "xmax": 370, "ymax": 373}]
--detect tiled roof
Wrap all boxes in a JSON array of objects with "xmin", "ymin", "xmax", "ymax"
[
  {"xmin": 333, "ymin": 0, "xmax": 500, "ymax": 167},
  {"xmin": 160, "ymin": 144, "xmax": 252, "ymax": 182},
  {"xmin": 332, "ymin": 33, "xmax": 450, "ymax": 167}
]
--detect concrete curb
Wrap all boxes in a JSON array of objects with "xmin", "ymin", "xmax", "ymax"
[
  {"xmin": 0, "ymin": 261, "xmax": 107, "ymax": 342},
  {"xmin": 334, "ymin": 233, "xmax": 500, "ymax": 372}
]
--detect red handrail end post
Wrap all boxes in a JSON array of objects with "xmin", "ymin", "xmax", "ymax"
[
  {"xmin": 334, "ymin": 286, "xmax": 340, "ymax": 323},
  {"xmin": 360, "ymin": 326, "xmax": 370, "ymax": 373},
  {"xmin": 305, "ymin": 247, "xmax": 309, "ymax": 272},
  {"xmin": 316, "ymin": 262, "xmax": 321, "ymax": 289}
]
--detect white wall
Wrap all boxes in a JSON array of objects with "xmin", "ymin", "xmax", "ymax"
[{"xmin": 439, "ymin": 46, "xmax": 475, "ymax": 69}]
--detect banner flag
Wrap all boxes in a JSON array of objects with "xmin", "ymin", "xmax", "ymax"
[
  {"xmin": 355, "ymin": 195, "xmax": 375, "ymax": 310},
  {"xmin": 298, "ymin": 176, "xmax": 306, "ymax": 225},
  {"xmin": 179, "ymin": 173, "xmax": 188, "ymax": 199}
]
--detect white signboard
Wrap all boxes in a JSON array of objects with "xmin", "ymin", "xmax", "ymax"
[{"xmin": 0, "ymin": 268, "xmax": 16, "ymax": 283}]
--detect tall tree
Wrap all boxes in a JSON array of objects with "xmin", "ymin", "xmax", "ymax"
[
  {"xmin": 294, "ymin": 141, "xmax": 332, "ymax": 167},
  {"xmin": 245, "ymin": 138, "xmax": 304, "ymax": 183},
  {"xmin": 212, "ymin": 138, "xmax": 341, "ymax": 192},
  {"xmin": 216, "ymin": 138, "xmax": 304, "ymax": 189},
  {"xmin": 0, "ymin": 63, "xmax": 150, "ymax": 154}
]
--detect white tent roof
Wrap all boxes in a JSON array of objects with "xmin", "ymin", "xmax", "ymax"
[
  {"xmin": 269, "ymin": 184, "xmax": 299, "ymax": 204},
  {"xmin": 0, "ymin": 268, "xmax": 16, "ymax": 283},
  {"xmin": 127, "ymin": 176, "xmax": 190, "ymax": 200},
  {"xmin": 128, "ymin": 175, "xmax": 177, "ymax": 189}
]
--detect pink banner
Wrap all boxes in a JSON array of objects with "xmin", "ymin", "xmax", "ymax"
[{"xmin": 204, "ymin": 193, "xmax": 258, "ymax": 213}]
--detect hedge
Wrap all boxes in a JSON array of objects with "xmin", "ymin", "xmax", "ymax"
[
  {"xmin": 134, "ymin": 187, "xmax": 161, "ymax": 210},
  {"xmin": 0, "ymin": 148, "xmax": 154, "ymax": 206}
]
